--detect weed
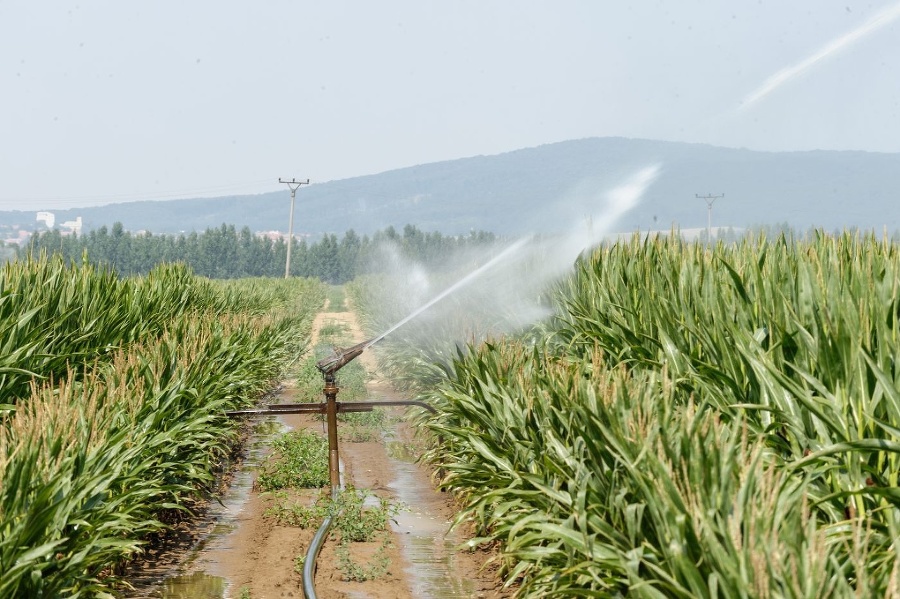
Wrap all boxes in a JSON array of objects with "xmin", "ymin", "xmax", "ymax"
[
  {"xmin": 255, "ymin": 430, "xmax": 329, "ymax": 491},
  {"xmin": 336, "ymin": 540, "xmax": 391, "ymax": 582},
  {"xmin": 339, "ymin": 424, "xmax": 379, "ymax": 443},
  {"xmin": 338, "ymin": 408, "xmax": 389, "ymax": 443},
  {"xmin": 296, "ymin": 346, "xmax": 369, "ymax": 403},
  {"xmin": 332, "ymin": 487, "xmax": 400, "ymax": 542},
  {"xmin": 264, "ymin": 492, "xmax": 326, "ymax": 528},
  {"xmin": 293, "ymin": 554, "xmax": 306, "ymax": 574},
  {"xmin": 332, "ymin": 359, "xmax": 368, "ymax": 401},
  {"xmin": 265, "ymin": 487, "xmax": 401, "ymax": 539},
  {"xmin": 325, "ymin": 286, "xmax": 347, "ymax": 312},
  {"xmin": 317, "ymin": 320, "xmax": 349, "ymax": 342},
  {"xmin": 339, "ymin": 408, "xmax": 388, "ymax": 428},
  {"xmin": 384, "ymin": 440, "xmax": 419, "ymax": 463}
]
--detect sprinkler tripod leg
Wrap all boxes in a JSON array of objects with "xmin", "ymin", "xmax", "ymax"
[{"xmin": 324, "ymin": 376, "xmax": 341, "ymax": 494}]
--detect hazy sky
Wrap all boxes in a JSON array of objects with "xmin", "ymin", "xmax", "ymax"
[{"xmin": 2, "ymin": 1, "xmax": 898, "ymax": 211}]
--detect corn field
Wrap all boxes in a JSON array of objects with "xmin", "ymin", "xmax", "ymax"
[
  {"xmin": 0, "ymin": 255, "xmax": 323, "ymax": 598},
  {"xmin": 356, "ymin": 231, "xmax": 900, "ymax": 597}
]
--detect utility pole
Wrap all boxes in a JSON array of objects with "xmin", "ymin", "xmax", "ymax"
[
  {"xmin": 279, "ymin": 178, "xmax": 310, "ymax": 278},
  {"xmin": 696, "ymin": 193, "xmax": 724, "ymax": 244}
]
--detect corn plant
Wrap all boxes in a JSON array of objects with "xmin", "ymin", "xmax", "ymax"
[
  {"xmin": 0, "ymin": 259, "xmax": 324, "ymax": 597},
  {"xmin": 375, "ymin": 231, "xmax": 900, "ymax": 597}
]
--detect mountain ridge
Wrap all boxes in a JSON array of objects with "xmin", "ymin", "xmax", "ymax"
[{"xmin": 4, "ymin": 137, "xmax": 899, "ymax": 237}]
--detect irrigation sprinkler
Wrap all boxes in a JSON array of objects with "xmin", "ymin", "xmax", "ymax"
[
  {"xmin": 226, "ymin": 238, "xmax": 534, "ymax": 597},
  {"xmin": 226, "ymin": 339, "xmax": 436, "ymax": 599},
  {"xmin": 227, "ymin": 338, "xmax": 435, "ymax": 492},
  {"xmin": 317, "ymin": 339, "xmax": 370, "ymax": 490}
]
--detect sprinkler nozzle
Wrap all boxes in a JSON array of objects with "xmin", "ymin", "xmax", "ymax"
[{"xmin": 316, "ymin": 339, "xmax": 370, "ymax": 376}]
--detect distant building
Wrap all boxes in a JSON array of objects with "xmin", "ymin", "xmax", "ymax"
[
  {"xmin": 36, "ymin": 211, "xmax": 55, "ymax": 228},
  {"xmin": 2, "ymin": 230, "xmax": 31, "ymax": 246},
  {"xmin": 59, "ymin": 216, "xmax": 83, "ymax": 237},
  {"xmin": 257, "ymin": 230, "xmax": 288, "ymax": 242}
]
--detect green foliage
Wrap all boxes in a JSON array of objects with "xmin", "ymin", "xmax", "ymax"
[
  {"xmin": 267, "ymin": 487, "xmax": 399, "ymax": 540},
  {"xmin": 317, "ymin": 320, "xmax": 349, "ymax": 341},
  {"xmin": 23, "ymin": 223, "xmax": 498, "ymax": 284},
  {"xmin": 293, "ymin": 554, "xmax": 306, "ymax": 574},
  {"xmin": 255, "ymin": 430, "xmax": 330, "ymax": 491},
  {"xmin": 332, "ymin": 360, "xmax": 368, "ymax": 402},
  {"xmin": 265, "ymin": 493, "xmax": 325, "ymax": 529},
  {"xmin": 339, "ymin": 409, "xmax": 388, "ymax": 428},
  {"xmin": 0, "ymin": 260, "xmax": 324, "ymax": 597},
  {"xmin": 336, "ymin": 541, "xmax": 391, "ymax": 582},
  {"xmin": 325, "ymin": 285, "xmax": 347, "ymax": 312},
  {"xmin": 371, "ymin": 231, "xmax": 900, "ymax": 597},
  {"xmin": 295, "ymin": 348, "xmax": 369, "ymax": 405},
  {"xmin": 268, "ymin": 487, "xmax": 399, "ymax": 582}
]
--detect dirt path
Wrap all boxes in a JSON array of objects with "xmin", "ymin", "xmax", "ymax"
[{"xmin": 188, "ymin": 302, "xmax": 510, "ymax": 598}]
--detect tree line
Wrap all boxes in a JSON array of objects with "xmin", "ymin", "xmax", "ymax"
[{"xmin": 22, "ymin": 223, "xmax": 497, "ymax": 283}]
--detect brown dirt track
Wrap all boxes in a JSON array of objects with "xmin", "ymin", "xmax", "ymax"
[{"xmin": 172, "ymin": 302, "xmax": 512, "ymax": 598}]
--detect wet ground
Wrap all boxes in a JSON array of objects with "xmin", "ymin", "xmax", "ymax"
[
  {"xmin": 386, "ymin": 440, "xmax": 478, "ymax": 598},
  {"xmin": 123, "ymin": 303, "xmax": 510, "ymax": 599},
  {"xmin": 126, "ymin": 416, "xmax": 284, "ymax": 598},
  {"xmin": 126, "ymin": 410, "xmax": 494, "ymax": 599}
]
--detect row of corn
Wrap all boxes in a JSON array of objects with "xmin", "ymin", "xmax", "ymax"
[
  {"xmin": 0, "ymin": 255, "xmax": 323, "ymax": 598},
  {"xmin": 355, "ymin": 231, "xmax": 900, "ymax": 597}
]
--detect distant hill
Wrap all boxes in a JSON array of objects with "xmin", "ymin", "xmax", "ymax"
[{"xmin": 4, "ymin": 137, "xmax": 899, "ymax": 237}]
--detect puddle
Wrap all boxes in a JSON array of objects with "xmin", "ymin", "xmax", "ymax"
[
  {"xmin": 125, "ymin": 414, "xmax": 285, "ymax": 599},
  {"xmin": 385, "ymin": 440, "xmax": 418, "ymax": 463},
  {"xmin": 151, "ymin": 572, "xmax": 228, "ymax": 599},
  {"xmin": 386, "ymin": 449, "xmax": 477, "ymax": 598}
]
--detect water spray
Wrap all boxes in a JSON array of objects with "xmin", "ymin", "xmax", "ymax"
[
  {"xmin": 363, "ymin": 235, "xmax": 533, "ymax": 349},
  {"xmin": 233, "ymin": 168, "xmax": 660, "ymax": 599},
  {"xmin": 739, "ymin": 2, "xmax": 900, "ymax": 111}
]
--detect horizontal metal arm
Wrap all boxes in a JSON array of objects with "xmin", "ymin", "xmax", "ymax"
[{"xmin": 226, "ymin": 400, "xmax": 437, "ymax": 417}]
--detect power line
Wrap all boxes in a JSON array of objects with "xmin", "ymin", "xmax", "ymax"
[
  {"xmin": 696, "ymin": 193, "xmax": 724, "ymax": 243},
  {"xmin": 279, "ymin": 178, "xmax": 310, "ymax": 279}
]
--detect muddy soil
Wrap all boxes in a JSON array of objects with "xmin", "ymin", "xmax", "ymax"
[{"xmin": 127, "ymin": 303, "xmax": 512, "ymax": 599}]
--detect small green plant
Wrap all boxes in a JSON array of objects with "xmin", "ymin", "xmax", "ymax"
[
  {"xmin": 255, "ymin": 429, "xmax": 329, "ymax": 491},
  {"xmin": 333, "ymin": 487, "xmax": 398, "ymax": 582},
  {"xmin": 332, "ymin": 359, "xmax": 368, "ymax": 401},
  {"xmin": 337, "ymin": 408, "xmax": 389, "ymax": 443},
  {"xmin": 239, "ymin": 586, "xmax": 252, "ymax": 599},
  {"xmin": 336, "ymin": 540, "xmax": 391, "ymax": 582},
  {"xmin": 339, "ymin": 424, "xmax": 379, "ymax": 443},
  {"xmin": 384, "ymin": 440, "xmax": 419, "ymax": 463},
  {"xmin": 325, "ymin": 286, "xmax": 347, "ymax": 312},
  {"xmin": 339, "ymin": 408, "xmax": 387, "ymax": 428},
  {"xmin": 264, "ymin": 492, "xmax": 328, "ymax": 527},
  {"xmin": 296, "ymin": 354, "xmax": 328, "ymax": 402},
  {"xmin": 293, "ymin": 554, "xmax": 306, "ymax": 574},
  {"xmin": 267, "ymin": 486, "xmax": 399, "ymax": 582},
  {"xmin": 317, "ymin": 320, "xmax": 349, "ymax": 342},
  {"xmin": 265, "ymin": 487, "xmax": 402, "ymax": 539},
  {"xmin": 332, "ymin": 487, "xmax": 399, "ymax": 542}
]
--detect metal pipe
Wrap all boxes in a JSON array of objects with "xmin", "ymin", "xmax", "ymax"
[
  {"xmin": 226, "ymin": 400, "xmax": 438, "ymax": 417},
  {"xmin": 324, "ymin": 374, "xmax": 341, "ymax": 492},
  {"xmin": 225, "ymin": 403, "xmax": 324, "ymax": 416}
]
